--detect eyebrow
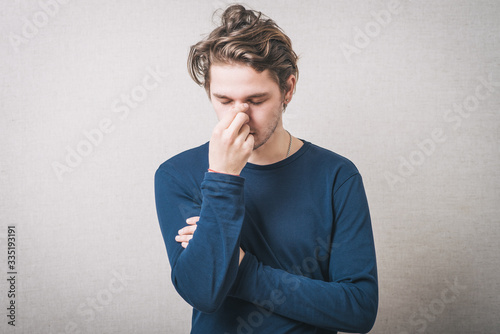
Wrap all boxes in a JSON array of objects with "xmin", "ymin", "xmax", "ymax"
[{"xmin": 212, "ymin": 92, "xmax": 269, "ymax": 99}]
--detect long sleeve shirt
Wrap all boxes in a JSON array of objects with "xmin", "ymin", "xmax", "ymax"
[{"xmin": 154, "ymin": 140, "xmax": 378, "ymax": 333}]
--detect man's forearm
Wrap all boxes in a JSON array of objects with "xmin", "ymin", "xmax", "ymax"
[
  {"xmin": 156, "ymin": 169, "xmax": 246, "ymax": 313},
  {"xmin": 229, "ymin": 251, "xmax": 378, "ymax": 333}
]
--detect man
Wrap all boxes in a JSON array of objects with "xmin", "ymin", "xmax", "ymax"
[{"xmin": 155, "ymin": 4, "xmax": 378, "ymax": 333}]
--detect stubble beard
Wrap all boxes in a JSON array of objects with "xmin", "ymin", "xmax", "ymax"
[{"xmin": 251, "ymin": 109, "xmax": 281, "ymax": 151}]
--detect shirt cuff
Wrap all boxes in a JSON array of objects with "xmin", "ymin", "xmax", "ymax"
[{"xmin": 203, "ymin": 171, "xmax": 245, "ymax": 185}]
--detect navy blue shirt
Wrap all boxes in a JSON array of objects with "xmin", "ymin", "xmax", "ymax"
[{"xmin": 155, "ymin": 140, "xmax": 378, "ymax": 333}]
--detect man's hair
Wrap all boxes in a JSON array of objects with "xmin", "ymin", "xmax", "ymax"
[{"xmin": 188, "ymin": 4, "xmax": 299, "ymax": 97}]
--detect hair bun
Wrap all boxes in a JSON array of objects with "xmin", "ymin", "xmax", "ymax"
[{"xmin": 220, "ymin": 4, "xmax": 261, "ymax": 32}]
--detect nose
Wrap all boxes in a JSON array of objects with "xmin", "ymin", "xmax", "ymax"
[
  {"xmin": 236, "ymin": 102, "xmax": 249, "ymax": 112},
  {"xmin": 234, "ymin": 103, "xmax": 251, "ymax": 120},
  {"xmin": 236, "ymin": 103, "xmax": 251, "ymax": 125}
]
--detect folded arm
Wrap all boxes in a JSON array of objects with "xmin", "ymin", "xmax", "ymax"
[
  {"xmin": 155, "ymin": 169, "xmax": 246, "ymax": 313},
  {"xmin": 228, "ymin": 173, "xmax": 378, "ymax": 333}
]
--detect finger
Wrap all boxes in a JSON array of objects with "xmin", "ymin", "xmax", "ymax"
[
  {"xmin": 244, "ymin": 133, "xmax": 255, "ymax": 149},
  {"xmin": 238, "ymin": 123, "xmax": 250, "ymax": 138},
  {"xmin": 214, "ymin": 104, "xmax": 245, "ymax": 131},
  {"xmin": 186, "ymin": 216, "xmax": 200, "ymax": 224},
  {"xmin": 234, "ymin": 123, "xmax": 251, "ymax": 146},
  {"xmin": 213, "ymin": 111, "xmax": 236, "ymax": 132},
  {"xmin": 178, "ymin": 225, "xmax": 197, "ymax": 235},
  {"xmin": 227, "ymin": 112, "xmax": 250, "ymax": 138},
  {"xmin": 181, "ymin": 242, "xmax": 188, "ymax": 248},
  {"xmin": 175, "ymin": 234, "xmax": 193, "ymax": 243},
  {"xmin": 217, "ymin": 103, "xmax": 249, "ymax": 131}
]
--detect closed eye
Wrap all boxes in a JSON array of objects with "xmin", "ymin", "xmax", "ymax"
[{"xmin": 218, "ymin": 99, "xmax": 265, "ymax": 105}]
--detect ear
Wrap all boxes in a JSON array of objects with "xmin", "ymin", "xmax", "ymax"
[{"xmin": 283, "ymin": 74, "xmax": 297, "ymax": 103}]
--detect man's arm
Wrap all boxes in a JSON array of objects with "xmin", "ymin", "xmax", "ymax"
[
  {"xmin": 175, "ymin": 174, "xmax": 377, "ymax": 331},
  {"xmin": 227, "ymin": 173, "xmax": 378, "ymax": 333},
  {"xmin": 155, "ymin": 169, "xmax": 245, "ymax": 313},
  {"xmin": 154, "ymin": 104, "xmax": 253, "ymax": 313}
]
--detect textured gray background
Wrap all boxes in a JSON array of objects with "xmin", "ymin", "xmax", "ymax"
[{"xmin": 1, "ymin": 0, "xmax": 499, "ymax": 333}]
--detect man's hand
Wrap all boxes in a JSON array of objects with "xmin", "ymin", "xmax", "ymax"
[
  {"xmin": 175, "ymin": 216, "xmax": 198, "ymax": 248},
  {"xmin": 176, "ymin": 216, "xmax": 246, "ymax": 264},
  {"xmin": 209, "ymin": 103, "xmax": 254, "ymax": 175}
]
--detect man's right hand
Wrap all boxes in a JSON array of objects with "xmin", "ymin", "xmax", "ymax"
[{"xmin": 208, "ymin": 103, "xmax": 254, "ymax": 175}]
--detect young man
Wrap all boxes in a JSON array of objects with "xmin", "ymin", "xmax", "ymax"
[{"xmin": 155, "ymin": 4, "xmax": 378, "ymax": 333}]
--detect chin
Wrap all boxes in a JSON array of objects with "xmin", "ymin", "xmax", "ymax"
[
  {"xmin": 252, "ymin": 127, "xmax": 278, "ymax": 151},
  {"xmin": 252, "ymin": 136, "xmax": 268, "ymax": 151}
]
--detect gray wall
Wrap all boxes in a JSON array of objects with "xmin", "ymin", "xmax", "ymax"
[{"xmin": 1, "ymin": 0, "xmax": 499, "ymax": 333}]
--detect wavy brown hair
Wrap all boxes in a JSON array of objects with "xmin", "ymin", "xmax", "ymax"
[{"xmin": 188, "ymin": 4, "xmax": 299, "ymax": 100}]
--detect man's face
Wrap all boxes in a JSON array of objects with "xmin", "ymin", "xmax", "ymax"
[{"xmin": 209, "ymin": 63, "xmax": 284, "ymax": 151}]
